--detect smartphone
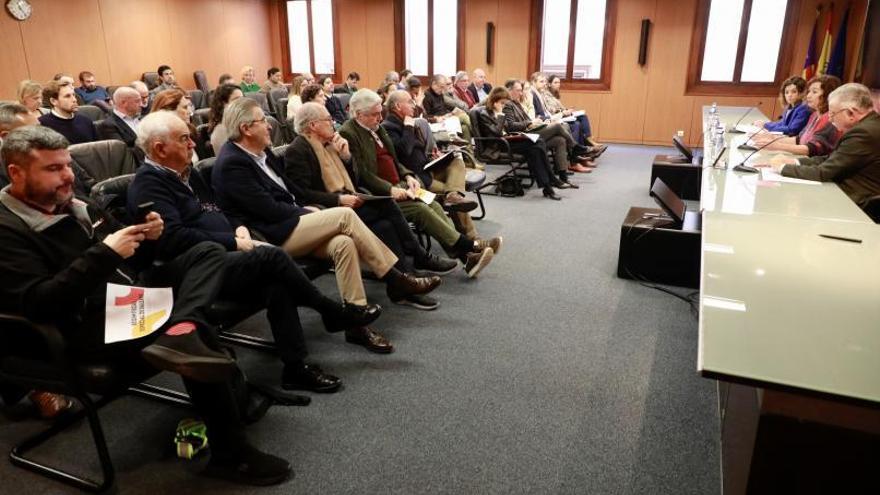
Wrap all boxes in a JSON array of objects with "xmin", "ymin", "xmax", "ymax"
[{"xmin": 135, "ymin": 201, "xmax": 155, "ymax": 224}]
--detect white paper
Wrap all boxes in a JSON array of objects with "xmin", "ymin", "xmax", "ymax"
[
  {"xmin": 104, "ymin": 283, "xmax": 173, "ymax": 344},
  {"xmin": 735, "ymin": 124, "xmax": 763, "ymax": 135},
  {"xmin": 443, "ymin": 117, "xmax": 462, "ymax": 135},
  {"xmin": 413, "ymin": 189, "xmax": 436, "ymax": 204},
  {"xmin": 759, "ymin": 168, "xmax": 821, "ymax": 185},
  {"xmin": 523, "ymin": 133, "xmax": 540, "ymax": 143}
]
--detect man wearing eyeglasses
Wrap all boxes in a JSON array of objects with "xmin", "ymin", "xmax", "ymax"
[{"xmin": 760, "ymin": 83, "xmax": 880, "ymax": 206}]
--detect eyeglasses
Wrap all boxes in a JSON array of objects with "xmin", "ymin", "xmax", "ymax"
[
  {"xmin": 828, "ymin": 108, "xmax": 850, "ymax": 120},
  {"xmin": 249, "ymin": 117, "xmax": 268, "ymax": 126},
  {"xmin": 310, "ymin": 117, "xmax": 334, "ymax": 124}
]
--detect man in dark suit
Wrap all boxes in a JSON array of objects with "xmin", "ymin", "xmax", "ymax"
[
  {"xmin": 97, "ymin": 86, "xmax": 145, "ymax": 162},
  {"xmin": 467, "ymin": 68, "xmax": 493, "ymax": 105},
  {"xmin": 765, "ymin": 83, "xmax": 880, "ymax": 206},
  {"xmin": 334, "ymin": 72, "xmax": 361, "ymax": 95},
  {"xmin": 212, "ymin": 98, "xmax": 440, "ymax": 353}
]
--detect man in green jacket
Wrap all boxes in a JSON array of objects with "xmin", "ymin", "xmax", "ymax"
[
  {"xmin": 339, "ymin": 89, "xmax": 496, "ymax": 278},
  {"xmin": 766, "ymin": 83, "xmax": 880, "ymax": 207}
]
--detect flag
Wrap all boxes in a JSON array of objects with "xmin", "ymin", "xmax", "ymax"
[
  {"xmin": 826, "ymin": 6, "xmax": 850, "ymax": 78},
  {"xmin": 802, "ymin": 8, "xmax": 820, "ymax": 80},
  {"xmin": 816, "ymin": 8, "xmax": 833, "ymax": 75}
]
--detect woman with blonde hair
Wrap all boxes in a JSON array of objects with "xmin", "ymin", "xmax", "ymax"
[
  {"xmin": 18, "ymin": 80, "xmax": 48, "ymax": 119},
  {"xmin": 286, "ymin": 75, "xmax": 309, "ymax": 121}
]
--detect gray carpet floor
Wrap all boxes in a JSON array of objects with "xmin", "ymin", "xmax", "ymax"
[{"xmin": 0, "ymin": 144, "xmax": 720, "ymax": 494}]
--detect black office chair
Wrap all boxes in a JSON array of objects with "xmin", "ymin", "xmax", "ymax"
[
  {"xmin": 468, "ymin": 106, "xmax": 533, "ymax": 205},
  {"xmin": 69, "ymin": 140, "xmax": 139, "ymax": 183},
  {"xmin": 90, "ymin": 174, "xmax": 136, "ymax": 224},
  {"xmin": 267, "ymin": 88, "xmax": 289, "ymax": 118},
  {"xmin": 188, "ymin": 89, "xmax": 207, "ymax": 110},
  {"xmin": 244, "ymin": 92, "xmax": 273, "ymax": 117},
  {"xmin": 0, "ymin": 313, "xmax": 190, "ymax": 493},
  {"xmin": 192, "ymin": 108, "xmax": 211, "ymax": 127},
  {"xmin": 76, "ymin": 105, "xmax": 106, "ymax": 123},
  {"xmin": 141, "ymin": 72, "xmax": 160, "ymax": 91},
  {"xmin": 193, "ymin": 70, "xmax": 211, "ymax": 95}
]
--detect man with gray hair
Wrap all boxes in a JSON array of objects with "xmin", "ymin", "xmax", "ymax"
[
  {"xmin": 213, "ymin": 97, "xmax": 441, "ymax": 353},
  {"xmin": 764, "ymin": 83, "xmax": 880, "ymax": 206},
  {"xmin": 0, "ymin": 125, "xmax": 295, "ymax": 486},
  {"xmin": 97, "ymin": 86, "xmax": 144, "ymax": 161},
  {"xmin": 341, "ymin": 89, "xmax": 496, "ymax": 278},
  {"xmin": 130, "ymin": 80, "xmax": 152, "ymax": 117},
  {"xmin": 129, "ymin": 110, "xmax": 378, "ymax": 391},
  {"xmin": 422, "ymin": 74, "xmax": 474, "ymax": 144}
]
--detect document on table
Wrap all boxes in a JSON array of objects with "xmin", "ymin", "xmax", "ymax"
[{"xmin": 760, "ymin": 168, "xmax": 821, "ymax": 185}]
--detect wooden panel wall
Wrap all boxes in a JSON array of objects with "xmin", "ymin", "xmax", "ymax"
[
  {"xmin": 335, "ymin": 0, "xmax": 396, "ymax": 90},
  {"xmin": 0, "ymin": 0, "xmax": 280, "ymax": 100}
]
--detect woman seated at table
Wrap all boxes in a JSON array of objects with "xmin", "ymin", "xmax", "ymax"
[
  {"xmin": 476, "ymin": 87, "xmax": 565, "ymax": 200},
  {"xmin": 753, "ymin": 75, "xmax": 842, "ymax": 157},
  {"xmin": 753, "ymin": 76, "xmax": 811, "ymax": 136},
  {"xmin": 544, "ymin": 74, "xmax": 606, "ymax": 155}
]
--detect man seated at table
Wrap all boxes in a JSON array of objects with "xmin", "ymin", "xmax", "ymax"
[
  {"xmin": 761, "ymin": 83, "xmax": 880, "ymax": 207},
  {"xmin": 128, "ymin": 110, "xmax": 381, "ymax": 391},
  {"xmin": 0, "ymin": 125, "xmax": 291, "ymax": 485},
  {"xmin": 212, "ymin": 98, "xmax": 441, "ymax": 353},
  {"xmin": 340, "ymin": 89, "xmax": 496, "ymax": 278}
]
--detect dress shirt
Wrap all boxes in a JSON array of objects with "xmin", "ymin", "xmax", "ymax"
[
  {"xmin": 233, "ymin": 143, "xmax": 290, "ymax": 193},
  {"xmin": 113, "ymin": 109, "xmax": 140, "ymax": 133}
]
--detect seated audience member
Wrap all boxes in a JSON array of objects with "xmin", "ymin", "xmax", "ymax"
[
  {"xmin": 261, "ymin": 67, "xmax": 285, "ymax": 93},
  {"xmin": 754, "ymin": 76, "xmax": 811, "ymax": 136},
  {"xmin": 212, "ymin": 98, "xmax": 440, "ymax": 352},
  {"xmin": 18, "ymin": 80, "xmax": 48, "ymax": 119},
  {"xmin": 240, "ymin": 66, "xmax": 260, "ymax": 93},
  {"xmin": 0, "ymin": 125, "xmax": 291, "ymax": 485},
  {"xmin": 296, "ymin": 84, "xmax": 328, "ymax": 129},
  {"xmin": 285, "ymin": 103, "xmax": 459, "ymax": 309},
  {"xmin": 521, "ymin": 80, "xmax": 537, "ymax": 119},
  {"xmin": 38, "ymin": 80, "xmax": 98, "ymax": 145},
  {"xmin": 453, "ymin": 71, "xmax": 477, "ymax": 109},
  {"xmin": 383, "ymin": 90, "xmax": 492, "ymax": 242},
  {"xmin": 753, "ymin": 75, "xmax": 842, "ymax": 157},
  {"xmin": 467, "ymin": 68, "xmax": 493, "ymax": 104},
  {"xmin": 544, "ymin": 74, "xmax": 605, "ymax": 155},
  {"xmin": 421, "ymin": 74, "xmax": 473, "ymax": 144},
  {"xmin": 209, "ymin": 84, "xmax": 244, "ymax": 153},
  {"xmin": 318, "ymin": 75, "xmax": 347, "ymax": 124},
  {"xmin": 286, "ymin": 75, "xmax": 308, "ymax": 121},
  {"xmin": 0, "ymin": 103, "xmax": 39, "ymax": 188},
  {"xmin": 130, "ymin": 80, "xmax": 152, "ymax": 117},
  {"xmin": 380, "ymin": 71, "xmax": 400, "ymax": 92},
  {"xmin": 218, "ymin": 73, "xmax": 236, "ymax": 86},
  {"xmin": 128, "ymin": 111, "xmax": 376, "ymax": 390},
  {"xmin": 302, "ymin": 72, "xmax": 316, "ymax": 85},
  {"xmin": 377, "ymin": 82, "xmax": 398, "ymax": 107},
  {"xmin": 151, "ymin": 65, "xmax": 179, "ymax": 95},
  {"xmin": 151, "ymin": 89, "xmax": 200, "ymax": 161},
  {"xmin": 398, "ymin": 70, "xmax": 413, "ymax": 89},
  {"xmin": 334, "ymin": 72, "xmax": 360, "ymax": 95},
  {"xmin": 97, "ymin": 86, "xmax": 145, "ymax": 162},
  {"xmin": 75, "ymin": 71, "xmax": 110, "ymax": 105},
  {"xmin": 443, "ymin": 77, "xmax": 470, "ymax": 112},
  {"xmin": 504, "ymin": 79, "xmax": 590, "ymax": 179},
  {"xmin": 340, "ymin": 90, "xmax": 496, "ymax": 277},
  {"xmin": 53, "ymin": 73, "xmax": 76, "ymax": 87},
  {"xmin": 477, "ymin": 87, "xmax": 562, "ymax": 200},
  {"xmin": 761, "ymin": 83, "xmax": 880, "ymax": 206}
]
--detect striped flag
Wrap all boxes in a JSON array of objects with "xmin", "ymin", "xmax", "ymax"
[
  {"xmin": 802, "ymin": 8, "xmax": 820, "ymax": 80},
  {"xmin": 816, "ymin": 8, "xmax": 833, "ymax": 75},
  {"xmin": 826, "ymin": 6, "xmax": 850, "ymax": 78}
]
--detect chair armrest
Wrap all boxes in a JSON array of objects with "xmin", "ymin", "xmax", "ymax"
[
  {"xmin": 471, "ymin": 136, "xmax": 514, "ymax": 161},
  {"xmin": 0, "ymin": 313, "xmax": 70, "ymax": 368}
]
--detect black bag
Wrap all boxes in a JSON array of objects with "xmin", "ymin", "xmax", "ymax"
[{"xmin": 495, "ymin": 176, "xmax": 525, "ymax": 197}]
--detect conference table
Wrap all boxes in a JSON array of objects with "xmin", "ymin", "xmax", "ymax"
[{"xmin": 695, "ymin": 107, "xmax": 880, "ymax": 494}]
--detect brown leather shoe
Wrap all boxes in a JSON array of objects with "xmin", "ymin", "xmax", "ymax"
[
  {"xmin": 29, "ymin": 391, "xmax": 74, "ymax": 419},
  {"xmin": 474, "ymin": 236, "xmax": 503, "ymax": 255},
  {"xmin": 443, "ymin": 192, "xmax": 478, "ymax": 213},
  {"xmin": 344, "ymin": 326, "xmax": 394, "ymax": 354},
  {"xmin": 568, "ymin": 164, "xmax": 593, "ymax": 173},
  {"xmin": 386, "ymin": 271, "xmax": 441, "ymax": 302}
]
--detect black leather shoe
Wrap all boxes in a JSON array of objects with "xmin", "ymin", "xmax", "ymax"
[
  {"xmin": 204, "ymin": 443, "xmax": 292, "ymax": 486},
  {"xmin": 386, "ymin": 271, "xmax": 441, "ymax": 302},
  {"xmin": 572, "ymin": 144, "xmax": 590, "ymax": 156},
  {"xmin": 442, "ymin": 193, "xmax": 479, "ymax": 213},
  {"xmin": 282, "ymin": 364, "xmax": 342, "ymax": 393},
  {"xmin": 141, "ymin": 330, "xmax": 236, "ymax": 383},
  {"xmin": 542, "ymin": 187, "xmax": 562, "ymax": 200},
  {"xmin": 563, "ymin": 180, "xmax": 580, "ymax": 189},
  {"xmin": 321, "ymin": 303, "xmax": 382, "ymax": 333},
  {"xmin": 345, "ymin": 326, "xmax": 394, "ymax": 354},
  {"xmin": 394, "ymin": 293, "xmax": 439, "ymax": 310},
  {"xmin": 413, "ymin": 253, "xmax": 459, "ymax": 275}
]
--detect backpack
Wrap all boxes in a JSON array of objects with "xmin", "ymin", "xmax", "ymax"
[{"xmin": 495, "ymin": 176, "xmax": 525, "ymax": 197}]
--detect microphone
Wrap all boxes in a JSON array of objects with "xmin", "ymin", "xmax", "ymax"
[
  {"xmin": 728, "ymin": 102, "xmax": 763, "ymax": 134},
  {"xmin": 732, "ymin": 135, "xmax": 787, "ymax": 173},
  {"xmin": 737, "ymin": 127, "xmax": 771, "ymax": 151}
]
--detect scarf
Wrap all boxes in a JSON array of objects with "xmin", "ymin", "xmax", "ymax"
[{"xmin": 304, "ymin": 133, "xmax": 355, "ymax": 194}]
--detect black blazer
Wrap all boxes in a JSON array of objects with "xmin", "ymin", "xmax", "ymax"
[
  {"xmin": 467, "ymin": 82, "xmax": 492, "ymax": 104},
  {"xmin": 326, "ymin": 95, "xmax": 347, "ymax": 124},
  {"xmin": 381, "ymin": 113, "xmax": 432, "ymax": 187},
  {"xmin": 502, "ymin": 101, "xmax": 532, "ymax": 133},
  {"xmin": 283, "ymin": 135, "xmax": 358, "ymax": 209},
  {"xmin": 212, "ymin": 141, "xmax": 311, "ymax": 246},
  {"xmin": 96, "ymin": 113, "xmax": 145, "ymax": 162}
]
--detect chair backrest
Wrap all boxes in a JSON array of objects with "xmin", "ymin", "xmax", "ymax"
[
  {"xmin": 268, "ymin": 88, "xmax": 288, "ymax": 117},
  {"xmin": 244, "ymin": 92, "xmax": 272, "ymax": 115},
  {"xmin": 336, "ymin": 93, "xmax": 351, "ymax": 114},
  {"xmin": 89, "ymin": 174, "xmax": 136, "ymax": 224},
  {"xmin": 194, "ymin": 157, "xmax": 217, "ymax": 185},
  {"xmin": 195, "ymin": 124, "xmax": 215, "ymax": 159},
  {"xmin": 266, "ymin": 115, "xmax": 286, "ymax": 146},
  {"xmin": 188, "ymin": 89, "xmax": 206, "ymax": 109},
  {"xmin": 193, "ymin": 70, "xmax": 210, "ymax": 94},
  {"xmin": 142, "ymin": 72, "xmax": 160, "ymax": 90},
  {"xmin": 106, "ymin": 85, "xmax": 120, "ymax": 98},
  {"xmin": 69, "ymin": 140, "xmax": 138, "ymax": 182},
  {"xmin": 192, "ymin": 107, "xmax": 212, "ymax": 127},
  {"xmin": 77, "ymin": 104, "xmax": 106, "ymax": 122}
]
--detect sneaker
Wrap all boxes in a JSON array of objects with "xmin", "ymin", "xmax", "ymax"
[
  {"xmin": 463, "ymin": 248, "xmax": 494, "ymax": 278},
  {"xmin": 413, "ymin": 253, "xmax": 459, "ymax": 275},
  {"xmin": 394, "ymin": 293, "xmax": 439, "ymax": 310},
  {"xmin": 474, "ymin": 236, "xmax": 502, "ymax": 255}
]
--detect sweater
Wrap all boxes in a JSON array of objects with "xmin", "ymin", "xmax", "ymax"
[
  {"xmin": 338, "ymin": 119, "xmax": 416, "ymax": 195},
  {"xmin": 39, "ymin": 112, "xmax": 98, "ymax": 145}
]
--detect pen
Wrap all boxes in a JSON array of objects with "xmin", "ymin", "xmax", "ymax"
[{"xmin": 819, "ymin": 234, "xmax": 862, "ymax": 244}]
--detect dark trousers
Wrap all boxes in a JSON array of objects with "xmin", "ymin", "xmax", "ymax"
[
  {"xmin": 566, "ymin": 115, "xmax": 592, "ymax": 146},
  {"xmin": 354, "ymin": 198, "xmax": 426, "ymax": 270},
  {"xmin": 507, "ymin": 139, "xmax": 554, "ymax": 187},
  {"xmin": 221, "ymin": 246, "xmax": 323, "ymax": 367}
]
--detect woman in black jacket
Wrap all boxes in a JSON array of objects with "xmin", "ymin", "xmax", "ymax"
[{"xmin": 476, "ymin": 87, "xmax": 563, "ymax": 200}]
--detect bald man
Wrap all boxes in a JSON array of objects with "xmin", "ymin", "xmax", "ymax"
[
  {"xmin": 97, "ymin": 86, "xmax": 146, "ymax": 162},
  {"xmin": 467, "ymin": 68, "xmax": 493, "ymax": 104}
]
